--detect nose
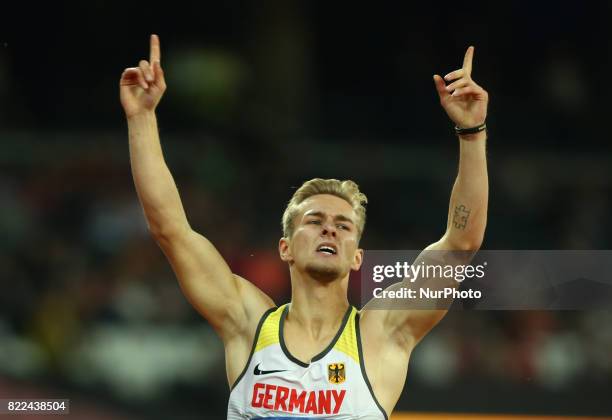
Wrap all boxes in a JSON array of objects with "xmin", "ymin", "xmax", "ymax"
[{"xmin": 321, "ymin": 220, "xmax": 337, "ymax": 237}]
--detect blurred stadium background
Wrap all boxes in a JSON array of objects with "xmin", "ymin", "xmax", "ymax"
[{"xmin": 1, "ymin": 1, "xmax": 611, "ymax": 419}]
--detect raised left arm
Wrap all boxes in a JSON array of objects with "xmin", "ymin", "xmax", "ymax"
[
  {"xmin": 362, "ymin": 46, "xmax": 489, "ymax": 348},
  {"xmin": 358, "ymin": 47, "xmax": 489, "ymax": 415},
  {"xmin": 400, "ymin": 46, "xmax": 489, "ymax": 342},
  {"xmin": 434, "ymin": 45, "xmax": 488, "ymax": 251}
]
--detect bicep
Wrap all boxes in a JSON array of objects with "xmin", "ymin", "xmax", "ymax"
[
  {"xmin": 363, "ymin": 238, "xmax": 473, "ymax": 347},
  {"xmin": 154, "ymin": 228, "xmax": 275, "ymax": 338}
]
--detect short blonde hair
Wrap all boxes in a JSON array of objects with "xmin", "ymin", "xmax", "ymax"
[{"xmin": 282, "ymin": 178, "xmax": 367, "ymax": 240}]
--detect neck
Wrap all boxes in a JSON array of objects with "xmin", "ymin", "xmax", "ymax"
[{"xmin": 287, "ymin": 267, "xmax": 350, "ymax": 339}]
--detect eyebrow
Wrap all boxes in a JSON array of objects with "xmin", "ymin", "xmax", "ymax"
[{"xmin": 303, "ymin": 211, "xmax": 355, "ymax": 225}]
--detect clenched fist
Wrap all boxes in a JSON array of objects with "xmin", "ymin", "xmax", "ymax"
[{"xmin": 120, "ymin": 34, "xmax": 167, "ymax": 118}]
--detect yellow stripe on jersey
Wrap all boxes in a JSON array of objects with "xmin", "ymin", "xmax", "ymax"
[
  {"xmin": 255, "ymin": 304, "xmax": 360, "ymax": 363},
  {"xmin": 333, "ymin": 307, "xmax": 360, "ymax": 364},
  {"xmin": 254, "ymin": 304, "xmax": 285, "ymax": 352}
]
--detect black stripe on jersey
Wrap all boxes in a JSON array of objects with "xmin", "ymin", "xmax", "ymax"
[
  {"xmin": 229, "ymin": 306, "xmax": 277, "ymax": 392},
  {"xmin": 279, "ymin": 304, "xmax": 352, "ymax": 367},
  {"xmin": 355, "ymin": 312, "xmax": 389, "ymax": 420}
]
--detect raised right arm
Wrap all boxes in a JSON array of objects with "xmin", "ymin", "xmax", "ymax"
[{"xmin": 119, "ymin": 35, "xmax": 274, "ymax": 342}]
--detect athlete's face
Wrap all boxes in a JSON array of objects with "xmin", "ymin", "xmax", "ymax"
[{"xmin": 279, "ymin": 194, "xmax": 363, "ymax": 282}]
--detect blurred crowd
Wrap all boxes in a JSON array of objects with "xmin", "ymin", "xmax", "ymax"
[
  {"xmin": 1, "ymin": 135, "xmax": 611, "ymax": 417},
  {"xmin": 2, "ymin": 1, "xmax": 612, "ymax": 417}
]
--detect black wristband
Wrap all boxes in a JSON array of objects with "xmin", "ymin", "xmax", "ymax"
[{"xmin": 454, "ymin": 122, "xmax": 487, "ymax": 136}]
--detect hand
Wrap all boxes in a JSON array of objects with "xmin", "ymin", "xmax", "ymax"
[
  {"xmin": 120, "ymin": 34, "xmax": 167, "ymax": 118},
  {"xmin": 433, "ymin": 46, "xmax": 488, "ymax": 129}
]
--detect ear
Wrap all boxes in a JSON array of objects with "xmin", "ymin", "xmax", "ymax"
[
  {"xmin": 351, "ymin": 248, "xmax": 364, "ymax": 271},
  {"xmin": 279, "ymin": 237, "xmax": 293, "ymax": 262}
]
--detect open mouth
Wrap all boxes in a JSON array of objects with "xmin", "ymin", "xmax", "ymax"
[{"xmin": 317, "ymin": 245, "xmax": 337, "ymax": 255}]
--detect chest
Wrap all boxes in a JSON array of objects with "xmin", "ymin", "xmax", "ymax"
[
  {"xmin": 283, "ymin": 323, "xmax": 339, "ymax": 364},
  {"xmin": 242, "ymin": 345, "xmax": 361, "ymax": 417}
]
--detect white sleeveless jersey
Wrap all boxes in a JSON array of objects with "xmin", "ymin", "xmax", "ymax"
[{"xmin": 227, "ymin": 304, "xmax": 387, "ymax": 419}]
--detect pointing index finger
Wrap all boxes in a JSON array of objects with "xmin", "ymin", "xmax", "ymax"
[
  {"xmin": 150, "ymin": 34, "xmax": 161, "ymax": 63},
  {"xmin": 462, "ymin": 46, "xmax": 474, "ymax": 76}
]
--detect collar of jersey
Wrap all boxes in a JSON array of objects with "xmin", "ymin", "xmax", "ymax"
[{"xmin": 279, "ymin": 304, "xmax": 353, "ymax": 368}]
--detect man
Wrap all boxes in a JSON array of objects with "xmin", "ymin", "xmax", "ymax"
[{"xmin": 120, "ymin": 35, "xmax": 488, "ymax": 419}]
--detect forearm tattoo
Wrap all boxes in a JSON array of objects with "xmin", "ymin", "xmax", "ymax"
[{"xmin": 452, "ymin": 204, "xmax": 471, "ymax": 229}]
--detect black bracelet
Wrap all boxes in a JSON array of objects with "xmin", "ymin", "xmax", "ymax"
[{"xmin": 454, "ymin": 122, "xmax": 487, "ymax": 136}]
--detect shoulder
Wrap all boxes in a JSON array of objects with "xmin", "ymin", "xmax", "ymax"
[{"xmin": 220, "ymin": 275, "xmax": 276, "ymax": 342}]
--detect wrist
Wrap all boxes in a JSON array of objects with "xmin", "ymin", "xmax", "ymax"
[
  {"xmin": 126, "ymin": 110, "xmax": 156, "ymax": 123},
  {"xmin": 454, "ymin": 121, "xmax": 486, "ymax": 136},
  {"xmin": 458, "ymin": 130, "xmax": 487, "ymax": 141}
]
